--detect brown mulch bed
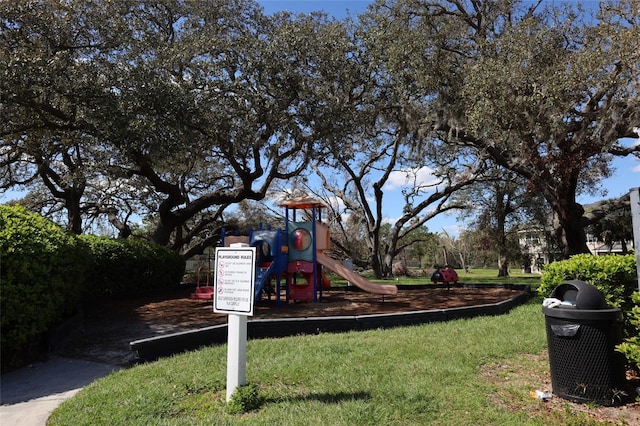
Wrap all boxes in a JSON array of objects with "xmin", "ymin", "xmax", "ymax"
[{"xmin": 54, "ymin": 285, "xmax": 522, "ymax": 366}]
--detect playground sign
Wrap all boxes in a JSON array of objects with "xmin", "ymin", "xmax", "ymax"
[
  {"xmin": 212, "ymin": 245, "xmax": 256, "ymax": 401},
  {"xmin": 213, "ymin": 246, "xmax": 256, "ymax": 316}
]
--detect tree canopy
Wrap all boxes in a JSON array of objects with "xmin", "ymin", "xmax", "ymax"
[
  {"xmin": 2, "ymin": 0, "xmax": 638, "ymax": 266},
  {"xmin": 360, "ymin": 0, "xmax": 640, "ymax": 257},
  {"xmin": 2, "ymin": 0, "xmax": 354, "ymax": 255}
]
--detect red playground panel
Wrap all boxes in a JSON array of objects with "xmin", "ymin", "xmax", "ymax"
[
  {"xmin": 431, "ymin": 267, "xmax": 459, "ymax": 285},
  {"xmin": 191, "ymin": 285, "xmax": 214, "ymax": 300},
  {"xmin": 190, "ymin": 265, "xmax": 214, "ymax": 300}
]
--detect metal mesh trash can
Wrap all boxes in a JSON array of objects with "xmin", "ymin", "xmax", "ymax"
[{"xmin": 543, "ymin": 281, "xmax": 626, "ymax": 406}]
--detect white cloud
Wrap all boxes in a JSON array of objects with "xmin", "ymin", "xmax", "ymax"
[
  {"xmin": 382, "ymin": 216, "xmax": 399, "ymax": 225},
  {"xmin": 325, "ymin": 195, "xmax": 345, "ymax": 212},
  {"xmin": 441, "ymin": 223, "xmax": 463, "ymax": 237},
  {"xmin": 384, "ymin": 166, "xmax": 439, "ymax": 190}
]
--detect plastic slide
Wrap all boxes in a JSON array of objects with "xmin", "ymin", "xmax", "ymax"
[
  {"xmin": 316, "ymin": 252, "xmax": 398, "ymax": 296},
  {"xmin": 254, "ymin": 262, "xmax": 276, "ymax": 301}
]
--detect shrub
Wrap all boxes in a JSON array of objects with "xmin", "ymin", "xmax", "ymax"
[
  {"xmin": 80, "ymin": 235, "xmax": 185, "ymax": 300},
  {"xmin": 616, "ymin": 291, "xmax": 640, "ymax": 373},
  {"xmin": 0, "ymin": 205, "xmax": 89, "ymax": 371},
  {"xmin": 538, "ymin": 253, "xmax": 636, "ymax": 311},
  {"xmin": 392, "ymin": 262, "xmax": 409, "ymax": 277},
  {"xmin": 0, "ymin": 206, "xmax": 185, "ymax": 371}
]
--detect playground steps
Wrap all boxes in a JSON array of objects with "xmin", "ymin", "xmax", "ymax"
[{"xmin": 254, "ymin": 263, "xmax": 275, "ymax": 301}]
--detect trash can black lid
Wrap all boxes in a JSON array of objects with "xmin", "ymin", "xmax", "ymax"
[{"xmin": 551, "ymin": 280, "xmax": 607, "ymax": 310}]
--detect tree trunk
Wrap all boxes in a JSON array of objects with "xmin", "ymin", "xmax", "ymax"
[
  {"xmin": 382, "ymin": 226, "xmax": 403, "ymax": 278},
  {"xmin": 495, "ymin": 188, "xmax": 510, "ymax": 277},
  {"xmin": 620, "ymin": 239, "xmax": 628, "ymax": 255},
  {"xmin": 458, "ymin": 252, "xmax": 468, "ymax": 274},
  {"xmin": 497, "ymin": 255, "xmax": 509, "ymax": 277},
  {"xmin": 152, "ymin": 208, "xmax": 181, "ymax": 247},
  {"xmin": 383, "ymin": 251, "xmax": 394, "ymax": 278},
  {"xmin": 496, "ymin": 231, "xmax": 509, "ymax": 276},
  {"xmin": 65, "ymin": 189, "xmax": 84, "ymax": 235},
  {"xmin": 370, "ymin": 251, "xmax": 384, "ymax": 279},
  {"xmin": 554, "ymin": 202, "xmax": 591, "ymax": 258}
]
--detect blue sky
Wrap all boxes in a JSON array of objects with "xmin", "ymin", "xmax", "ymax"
[{"xmin": 258, "ymin": 0, "xmax": 371, "ymax": 17}]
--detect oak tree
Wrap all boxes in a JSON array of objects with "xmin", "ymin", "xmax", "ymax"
[{"xmin": 361, "ymin": 0, "xmax": 640, "ymax": 258}]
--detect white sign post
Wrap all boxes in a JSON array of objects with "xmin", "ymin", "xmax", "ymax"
[{"xmin": 213, "ymin": 245, "xmax": 256, "ymax": 401}]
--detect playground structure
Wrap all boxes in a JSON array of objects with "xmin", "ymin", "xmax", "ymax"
[
  {"xmin": 430, "ymin": 266, "xmax": 459, "ymax": 289},
  {"xmin": 190, "ymin": 265, "xmax": 214, "ymax": 300},
  {"xmin": 191, "ymin": 195, "xmax": 397, "ymax": 303}
]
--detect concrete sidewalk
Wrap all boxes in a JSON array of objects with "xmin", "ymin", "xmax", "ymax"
[{"xmin": 1, "ymin": 357, "xmax": 120, "ymax": 426}]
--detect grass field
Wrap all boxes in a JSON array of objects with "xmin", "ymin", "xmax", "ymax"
[
  {"xmin": 49, "ymin": 292, "xmax": 623, "ymax": 425},
  {"xmin": 329, "ymin": 268, "xmax": 542, "ymax": 289}
]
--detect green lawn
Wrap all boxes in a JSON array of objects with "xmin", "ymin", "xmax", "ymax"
[
  {"xmin": 455, "ymin": 268, "xmax": 542, "ymax": 286},
  {"xmin": 49, "ymin": 297, "xmax": 613, "ymax": 425},
  {"xmin": 330, "ymin": 268, "xmax": 542, "ymax": 288}
]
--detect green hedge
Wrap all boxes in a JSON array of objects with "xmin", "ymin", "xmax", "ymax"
[
  {"xmin": 80, "ymin": 235, "xmax": 186, "ymax": 300},
  {"xmin": 1, "ymin": 205, "xmax": 186, "ymax": 371},
  {"xmin": 617, "ymin": 292, "xmax": 640, "ymax": 372},
  {"xmin": 0, "ymin": 205, "xmax": 90, "ymax": 371},
  {"xmin": 538, "ymin": 253, "xmax": 639, "ymax": 369},
  {"xmin": 538, "ymin": 253, "xmax": 637, "ymax": 311}
]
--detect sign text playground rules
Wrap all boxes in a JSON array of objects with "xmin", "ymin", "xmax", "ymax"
[{"xmin": 213, "ymin": 247, "xmax": 256, "ymax": 316}]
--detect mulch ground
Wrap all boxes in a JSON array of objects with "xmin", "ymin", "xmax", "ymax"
[{"xmin": 54, "ymin": 285, "xmax": 522, "ymax": 365}]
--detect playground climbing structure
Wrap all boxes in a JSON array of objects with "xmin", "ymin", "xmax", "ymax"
[{"xmin": 193, "ymin": 195, "xmax": 397, "ymax": 304}]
